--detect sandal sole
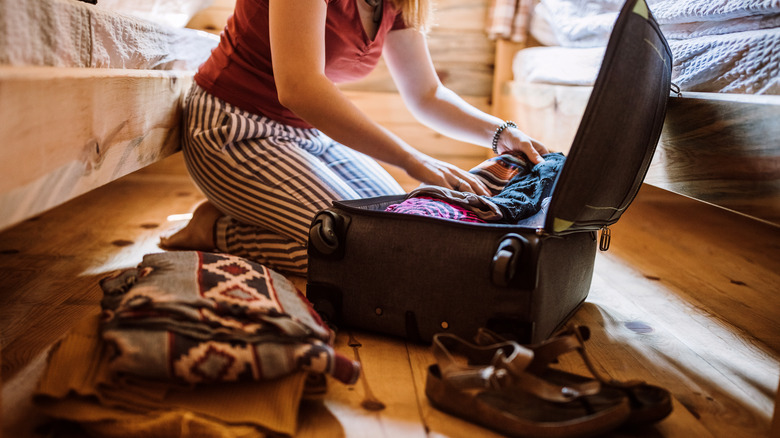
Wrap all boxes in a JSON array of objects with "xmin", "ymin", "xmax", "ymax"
[{"xmin": 425, "ymin": 365, "xmax": 631, "ymax": 438}]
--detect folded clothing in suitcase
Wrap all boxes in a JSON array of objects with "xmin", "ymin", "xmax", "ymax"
[{"xmin": 306, "ymin": 0, "xmax": 673, "ymax": 344}]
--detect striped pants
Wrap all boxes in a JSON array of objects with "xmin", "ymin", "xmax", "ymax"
[{"xmin": 181, "ymin": 84, "xmax": 404, "ymax": 275}]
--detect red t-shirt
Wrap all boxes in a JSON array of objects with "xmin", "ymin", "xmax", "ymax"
[{"xmin": 195, "ymin": 0, "xmax": 407, "ymax": 128}]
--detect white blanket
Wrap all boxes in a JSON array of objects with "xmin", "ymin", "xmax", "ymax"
[
  {"xmin": 533, "ymin": 0, "xmax": 780, "ymax": 46},
  {"xmin": 515, "ymin": 28, "xmax": 780, "ymax": 94},
  {"xmin": 519, "ymin": 0, "xmax": 780, "ymax": 94},
  {"xmin": 672, "ymin": 27, "xmax": 780, "ymax": 94},
  {"xmin": 0, "ymin": 0, "xmax": 218, "ymax": 70},
  {"xmin": 98, "ymin": 0, "xmax": 213, "ymax": 28},
  {"xmin": 650, "ymin": 0, "xmax": 780, "ymax": 24}
]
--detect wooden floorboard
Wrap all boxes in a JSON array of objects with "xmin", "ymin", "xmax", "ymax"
[
  {"xmin": 299, "ymin": 331, "xmax": 429, "ymax": 438},
  {"xmin": 1, "ymin": 153, "xmax": 777, "ymax": 437}
]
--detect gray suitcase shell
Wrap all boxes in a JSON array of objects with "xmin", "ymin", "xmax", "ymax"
[{"xmin": 306, "ymin": 0, "xmax": 672, "ymax": 343}]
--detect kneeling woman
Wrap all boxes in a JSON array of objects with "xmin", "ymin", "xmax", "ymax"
[{"xmin": 162, "ymin": 0, "xmax": 548, "ymax": 275}]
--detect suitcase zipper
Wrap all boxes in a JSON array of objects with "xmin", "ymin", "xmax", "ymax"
[
  {"xmin": 599, "ymin": 226, "xmax": 611, "ymax": 251},
  {"xmin": 670, "ymin": 82, "xmax": 682, "ymax": 97}
]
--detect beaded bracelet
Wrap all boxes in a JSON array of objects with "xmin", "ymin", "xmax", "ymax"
[{"xmin": 491, "ymin": 120, "xmax": 517, "ymax": 154}]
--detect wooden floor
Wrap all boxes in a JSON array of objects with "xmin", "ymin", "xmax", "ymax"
[{"xmin": 1, "ymin": 153, "xmax": 778, "ymax": 437}]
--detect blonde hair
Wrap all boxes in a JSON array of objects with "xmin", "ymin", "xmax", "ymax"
[{"xmin": 392, "ymin": 0, "xmax": 434, "ymax": 32}]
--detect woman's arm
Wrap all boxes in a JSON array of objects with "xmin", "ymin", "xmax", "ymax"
[
  {"xmin": 268, "ymin": 0, "xmax": 490, "ymax": 194},
  {"xmin": 383, "ymin": 28, "xmax": 549, "ymax": 164}
]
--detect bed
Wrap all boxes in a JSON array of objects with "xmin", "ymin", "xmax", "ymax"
[
  {"xmin": 488, "ymin": 0, "xmax": 780, "ymax": 226},
  {"xmin": 0, "ymin": 0, "xmax": 220, "ymax": 231}
]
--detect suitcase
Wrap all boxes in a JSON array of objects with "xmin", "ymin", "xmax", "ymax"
[{"xmin": 306, "ymin": 0, "xmax": 672, "ymax": 344}]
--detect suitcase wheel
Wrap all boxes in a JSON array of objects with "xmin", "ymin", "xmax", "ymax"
[
  {"xmin": 491, "ymin": 234, "xmax": 528, "ymax": 287},
  {"xmin": 306, "ymin": 283, "xmax": 343, "ymax": 328},
  {"xmin": 309, "ymin": 211, "xmax": 342, "ymax": 255}
]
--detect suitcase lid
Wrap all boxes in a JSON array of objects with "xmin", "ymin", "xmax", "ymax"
[{"xmin": 544, "ymin": 0, "xmax": 672, "ymax": 235}]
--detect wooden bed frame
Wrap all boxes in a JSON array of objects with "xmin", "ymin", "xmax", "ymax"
[
  {"xmin": 491, "ymin": 39, "xmax": 780, "ymax": 227},
  {"xmin": 0, "ymin": 0, "xmax": 235, "ymax": 233},
  {"xmin": 0, "ymin": 66, "xmax": 193, "ymax": 231}
]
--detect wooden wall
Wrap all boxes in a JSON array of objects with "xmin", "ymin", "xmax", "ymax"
[
  {"xmin": 186, "ymin": 0, "xmax": 235, "ymax": 34},
  {"xmin": 341, "ymin": 0, "xmax": 495, "ymax": 98},
  {"xmin": 188, "ymin": 0, "xmax": 496, "ymax": 98}
]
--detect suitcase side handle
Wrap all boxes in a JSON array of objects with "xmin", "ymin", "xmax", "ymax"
[{"xmin": 491, "ymin": 234, "xmax": 538, "ymax": 290}]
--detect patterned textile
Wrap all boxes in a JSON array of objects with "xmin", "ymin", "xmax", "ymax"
[
  {"xmin": 386, "ymin": 153, "xmax": 565, "ymax": 224},
  {"xmin": 99, "ymin": 251, "xmax": 360, "ymax": 385},
  {"xmin": 34, "ymin": 314, "xmax": 307, "ymax": 437},
  {"xmin": 489, "ymin": 152, "xmax": 565, "ymax": 222},
  {"xmin": 469, "ymin": 152, "xmax": 531, "ymax": 196},
  {"xmin": 402, "ymin": 186, "xmax": 505, "ymax": 221},
  {"xmin": 385, "ymin": 196, "xmax": 487, "ymax": 223},
  {"xmin": 485, "ymin": 0, "xmax": 534, "ymax": 43}
]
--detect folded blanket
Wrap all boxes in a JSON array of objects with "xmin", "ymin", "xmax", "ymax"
[
  {"xmin": 35, "ymin": 313, "xmax": 306, "ymax": 437},
  {"xmin": 486, "ymin": 0, "xmax": 534, "ymax": 43},
  {"xmin": 99, "ymin": 251, "xmax": 360, "ymax": 385}
]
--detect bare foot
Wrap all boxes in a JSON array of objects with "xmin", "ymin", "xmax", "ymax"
[{"xmin": 160, "ymin": 201, "xmax": 223, "ymax": 251}]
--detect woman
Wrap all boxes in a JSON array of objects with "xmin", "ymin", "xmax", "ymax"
[{"xmin": 161, "ymin": 0, "xmax": 549, "ymax": 276}]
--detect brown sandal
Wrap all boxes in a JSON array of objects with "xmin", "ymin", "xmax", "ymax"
[
  {"xmin": 425, "ymin": 333, "xmax": 631, "ymax": 438},
  {"xmin": 474, "ymin": 325, "xmax": 673, "ymax": 425}
]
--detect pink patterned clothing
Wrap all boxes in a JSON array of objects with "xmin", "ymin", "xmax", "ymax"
[{"xmin": 385, "ymin": 196, "xmax": 487, "ymax": 223}]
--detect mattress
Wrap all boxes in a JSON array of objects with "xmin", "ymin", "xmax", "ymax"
[
  {"xmin": 0, "ymin": 0, "xmax": 219, "ymax": 70},
  {"xmin": 516, "ymin": 0, "xmax": 780, "ymax": 94}
]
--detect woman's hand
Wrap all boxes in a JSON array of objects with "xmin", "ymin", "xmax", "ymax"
[
  {"xmin": 496, "ymin": 127, "xmax": 550, "ymax": 165},
  {"xmin": 404, "ymin": 151, "xmax": 491, "ymax": 196}
]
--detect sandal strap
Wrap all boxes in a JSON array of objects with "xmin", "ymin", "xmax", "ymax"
[
  {"xmin": 475, "ymin": 325, "xmax": 643, "ymax": 388},
  {"xmin": 474, "ymin": 327, "xmax": 582, "ymax": 374},
  {"xmin": 432, "ymin": 333, "xmax": 597, "ymax": 403}
]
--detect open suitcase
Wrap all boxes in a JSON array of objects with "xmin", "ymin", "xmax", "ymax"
[{"xmin": 306, "ymin": 0, "xmax": 672, "ymax": 344}]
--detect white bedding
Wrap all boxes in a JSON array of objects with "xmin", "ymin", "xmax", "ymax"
[
  {"xmin": 513, "ymin": 46, "xmax": 605, "ymax": 87},
  {"xmin": 0, "ymin": 0, "xmax": 219, "ymax": 70},
  {"xmin": 517, "ymin": 0, "xmax": 780, "ymax": 94},
  {"xmin": 98, "ymin": 0, "xmax": 212, "ymax": 28},
  {"xmin": 515, "ymin": 27, "xmax": 780, "ymax": 94},
  {"xmin": 650, "ymin": 0, "xmax": 780, "ymax": 25},
  {"xmin": 532, "ymin": 0, "xmax": 780, "ymax": 46}
]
